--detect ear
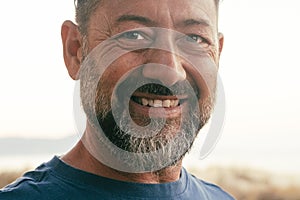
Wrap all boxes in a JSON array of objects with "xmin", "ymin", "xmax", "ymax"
[
  {"xmin": 61, "ymin": 20, "xmax": 82, "ymax": 80},
  {"xmin": 218, "ymin": 32, "xmax": 224, "ymax": 57}
]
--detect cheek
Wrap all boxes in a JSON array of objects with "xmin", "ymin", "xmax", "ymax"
[
  {"xmin": 104, "ymin": 53, "xmax": 145, "ymax": 83},
  {"xmin": 184, "ymin": 68, "xmax": 216, "ymax": 102}
]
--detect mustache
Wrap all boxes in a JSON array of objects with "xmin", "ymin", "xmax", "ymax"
[
  {"xmin": 116, "ymin": 77, "xmax": 199, "ymax": 98},
  {"xmin": 136, "ymin": 83, "xmax": 186, "ymax": 96}
]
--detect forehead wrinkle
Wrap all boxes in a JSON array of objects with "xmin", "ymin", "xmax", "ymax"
[
  {"xmin": 165, "ymin": 1, "xmax": 217, "ymax": 32},
  {"xmin": 193, "ymin": 2, "xmax": 218, "ymax": 29},
  {"xmin": 160, "ymin": 0, "xmax": 174, "ymax": 28},
  {"xmin": 93, "ymin": 0, "xmax": 218, "ymax": 34}
]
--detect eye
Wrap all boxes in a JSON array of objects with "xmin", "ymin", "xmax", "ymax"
[
  {"xmin": 176, "ymin": 33, "xmax": 210, "ymax": 54},
  {"xmin": 186, "ymin": 34, "xmax": 205, "ymax": 44},
  {"xmin": 114, "ymin": 29, "xmax": 153, "ymax": 50},
  {"xmin": 120, "ymin": 31, "xmax": 145, "ymax": 40}
]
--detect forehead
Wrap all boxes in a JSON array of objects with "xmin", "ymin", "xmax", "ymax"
[{"xmin": 93, "ymin": 0, "xmax": 218, "ymax": 29}]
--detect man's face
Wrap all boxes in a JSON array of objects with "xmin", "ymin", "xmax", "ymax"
[{"xmin": 79, "ymin": 0, "xmax": 222, "ymax": 171}]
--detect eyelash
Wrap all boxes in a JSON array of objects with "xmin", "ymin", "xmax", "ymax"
[
  {"xmin": 119, "ymin": 31, "xmax": 145, "ymax": 40},
  {"xmin": 186, "ymin": 34, "xmax": 210, "ymax": 45},
  {"xmin": 118, "ymin": 30, "xmax": 210, "ymax": 47}
]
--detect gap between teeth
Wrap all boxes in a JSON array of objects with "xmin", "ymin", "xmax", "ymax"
[{"xmin": 140, "ymin": 98, "xmax": 179, "ymax": 108}]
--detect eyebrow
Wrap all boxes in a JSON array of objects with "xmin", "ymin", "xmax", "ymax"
[
  {"xmin": 181, "ymin": 18, "xmax": 211, "ymax": 27},
  {"xmin": 116, "ymin": 15, "xmax": 212, "ymax": 28},
  {"xmin": 117, "ymin": 15, "xmax": 155, "ymax": 26}
]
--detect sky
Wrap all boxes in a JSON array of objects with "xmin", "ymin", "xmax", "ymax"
[
  {"xmin": 0, "ymin": 1, "xmax": 76, "ymax": 138},
  {"xmin": 0, "ymin": 0, "xmax": 300, "ymax": 172}
]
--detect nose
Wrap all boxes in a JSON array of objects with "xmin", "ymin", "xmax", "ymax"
[{"xmin": 142, "ymin": 49, "xmax": 186, "ymax": 87}]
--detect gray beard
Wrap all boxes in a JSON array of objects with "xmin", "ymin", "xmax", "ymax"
[
  {"xmin": 79, "ymin": 50, "xmax": 215, "ymax": 171},
  {"xmin": 93, "ymin": 89, "xmax": 213, "ymax": 168}
]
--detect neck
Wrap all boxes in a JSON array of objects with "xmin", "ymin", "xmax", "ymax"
[{"xmin": 62, "ymin": 138, "xmax": 182, "ymax": 184}]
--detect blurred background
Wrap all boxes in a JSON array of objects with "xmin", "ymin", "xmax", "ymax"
[{"xmin": 0, "ymin": 0, "xmax": 300, "ymax": 199}]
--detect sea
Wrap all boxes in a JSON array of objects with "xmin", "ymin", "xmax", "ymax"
[{"xmin": 0, "ymin": 132, "xmax": 299, "ymax": 178}]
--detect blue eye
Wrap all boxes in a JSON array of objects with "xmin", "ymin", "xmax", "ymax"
[
  {"xmin": 120, "ymin": 31, "xmax": 145, "ymax": 40},
  {"xmin": 183, "ymin": 34, "xmax": 210, "ymax": 49},
  {"xmin": 115, "ymin": 30, "xmax": 153, "ymax": 49},
  {"xmin": 186, "ymin": 35, "xmax": 204, "ymax": 43}
]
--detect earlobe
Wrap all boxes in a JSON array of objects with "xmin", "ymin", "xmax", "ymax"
[{"xmin": 61, "ymin": 20, "xmax": 82, "ymax": 80}]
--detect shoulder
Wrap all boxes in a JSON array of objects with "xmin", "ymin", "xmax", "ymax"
[
  {"xmin": 0, "ymin": 157, "xmax": 111, "ymax": 200},
  {"xmin": 0, "ymin": 159, "xmax": 67, "ymax": 200},
  {"xmin": 198, "ymin": 179, "xmax": 235, "ymax": 199},
  {"xmin": 186, "ymin": 171, "xmax": 235, "ymax": 200},
  {"xmin": 0, "ymin": 170, "xmax": 51, "ymax": 200}
]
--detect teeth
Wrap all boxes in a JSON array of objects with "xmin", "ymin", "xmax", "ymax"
[
  {"xmin": 174, "ymin": 100, "xmax": 179, "ymax": 107},
  {"xmin": 148, "ymin": 99, "xmax": 154, "ymax": 107},
  {"xmin": 135, "ymin": 98, "xmax": 180, "ymax": 108},
  {"xmin": 142, "ymin": 98, "xmax": 148, "ymax": 106},
  {"xmin": 153, "ymin": 100, "xmax": 162, "ymax": 107},
  {"xmin": 163, "ymin": 100, "xmax": 171, "ymax": 108}
]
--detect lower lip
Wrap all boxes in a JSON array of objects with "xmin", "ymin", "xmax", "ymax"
[{"xmin": 129, "ymin": 99, "xmax": 185, "ymax": 119}]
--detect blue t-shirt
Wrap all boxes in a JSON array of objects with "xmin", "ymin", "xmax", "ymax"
[{"xmin": 0, "ymin": 156, "xmax": 235, "ymax": 199}]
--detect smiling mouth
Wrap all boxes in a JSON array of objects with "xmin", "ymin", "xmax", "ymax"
[
  {"xmin": 130, "ymin": 92, "xmax": 187, "ymax": 108},
  {"xmin": 131, "ymin": 96, "xmax": 180, "ymax": 108},
  {"xmin": 128, "ymin": 94, "xmax": 186, "ymax": 120}
]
